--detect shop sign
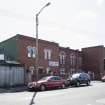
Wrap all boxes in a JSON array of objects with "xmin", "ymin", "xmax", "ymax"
[{"xmin": 49, "ymin": 61, "xmax": 59, "ymax": 67}]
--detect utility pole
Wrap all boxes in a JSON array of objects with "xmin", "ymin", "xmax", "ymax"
[{"xmin": 35, "ymin": 2, "xmax": 51, "ymax": 81}]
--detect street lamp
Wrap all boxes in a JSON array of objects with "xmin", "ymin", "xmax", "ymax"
[{"xmin": 35, "ymin": 2, "xmax": 51, "ymax": 80}]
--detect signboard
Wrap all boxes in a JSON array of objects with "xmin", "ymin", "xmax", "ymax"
[{"xmin": 49, "ymin": 61, "xmax": 59, "ymax": 67}]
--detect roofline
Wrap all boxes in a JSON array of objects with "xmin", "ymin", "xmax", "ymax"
[
  {"xmin": 0, "ymin": 34, "xmax": 59, "ymax": 45},
  {"xmin": 82, "ymin": 45, "xmax": 104, "ymax": 50}
]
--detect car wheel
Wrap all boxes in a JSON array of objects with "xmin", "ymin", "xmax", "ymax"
[
  {"xmin": 61, "ymin": 83, "xmax": 66, "ymax": 89},
  {"xmin": 40, "ymin": 85, "xmax": 46, "ymax": 91},
  {"xmin": 102, "ymin": 80, "xmax": 105, "ymax": 82},
  {"xmin": 87, "ymin": 81, "xmax": 90, "ymax": 86},
  {"xmin": 76, "ymin": 82, "xmax": 80, "ymax": 87},
  {"xmin": 67, "ymin": 81, "xmax": 70, "ymax": 86}
]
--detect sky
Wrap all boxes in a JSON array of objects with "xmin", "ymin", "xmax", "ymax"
[{"xmin": 0, "ymin": 0, "xmax": 105, "ymax": 50}]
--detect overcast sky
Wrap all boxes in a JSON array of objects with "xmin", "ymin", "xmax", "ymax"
[{"xmin": 0, "ymin": 0, "xmax": 105, "ymax": 50}]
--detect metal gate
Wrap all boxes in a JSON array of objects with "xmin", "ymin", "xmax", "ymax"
[{"xmin": 0, "ymin": 66, "xmax": 25, "ymax": 87}]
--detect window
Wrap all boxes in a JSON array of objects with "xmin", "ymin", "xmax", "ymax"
[
  {"xmin": 60, "ymin": 68, "xmax": 65, "ymax": 75},
  {"xmin": 51, "ymin": 76, "xmax": 61, "ymax": 80},
  {"xmin": 44, "ymin": 49, "xmax": 52, "ymax": 60},
  {"xmin": 70, "ymin": 53, "xmax": 76, "ymax": 66},
  {"xmin": 54, "ymin": 76, "xmax": 61, "ymax": 80},
  {"xmin": 59, "ymin": 52, "xmax": 66, "ymax": 64},
  {"xmin": 70, "ymin": 68, "xmax": 75, "ymax": 75},
  {"xmin": 27, "ymin": 46, "xmax": 36, "ymax": 58},
  {"xmin": 79, "ymin": 57, "xmax": 82, "ymax": 67},
  {"xmin": 32, "ymin": 47, "xmax": 36, "ymax": 58},
  {"xmin": 38, "ymin": 68, "xmax": 43, "ymax": 74}
]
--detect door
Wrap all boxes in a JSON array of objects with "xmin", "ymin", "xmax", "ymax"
[
  {"xmin": 48, "ymin": 76, "xmax": 62, "ymax": 88},
  {"xmin": 79, "ymin": 73, "xmax": 87, "ymax": 84}
]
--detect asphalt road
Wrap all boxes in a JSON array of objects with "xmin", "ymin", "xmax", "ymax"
[{"xmin": 0, "ymin": 81, "xmax": 105, "ymax": 105}]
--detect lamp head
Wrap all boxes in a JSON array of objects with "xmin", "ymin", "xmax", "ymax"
[{"xmin": 46, "ymin": 2, "xmax": 51, "ymax": 7}]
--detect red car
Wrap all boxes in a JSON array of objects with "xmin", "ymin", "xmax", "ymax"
[{"xmin": 27, "ymin": 76, "xmax": 67, "ymax": 91}]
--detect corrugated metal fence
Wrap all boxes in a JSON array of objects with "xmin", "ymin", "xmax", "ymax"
[{"xmin": 0, "ymin": 66, "xmax": 25, "ymax": 87}]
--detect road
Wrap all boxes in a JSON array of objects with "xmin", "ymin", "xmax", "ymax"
[{"xmin": 0, "ymin": 81, "xmax": 105, "ymax": 105}]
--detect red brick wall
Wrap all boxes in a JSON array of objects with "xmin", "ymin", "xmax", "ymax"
[
  {"xmin": 59, "ymin": 47, "xmax": 82, "ymax": 78},
  {"xmin": 17, "ymin": 36, "xmax": 36, "ymax": 68},
  {"xmin": 17, "ymin": 35, "xmax": 59, "ymax": 79},
  {"xmin": 82, "ymin": 46, "xmax": 105, "ymax": 80}
]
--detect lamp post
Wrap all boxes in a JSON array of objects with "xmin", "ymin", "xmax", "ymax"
[{"xmin": 35, "ymin": 2, "xmax": 51, "ymax": 80}]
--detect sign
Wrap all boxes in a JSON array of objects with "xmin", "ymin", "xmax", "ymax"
[{"xmin": 49, "ymin": 61, "xmax": 59, "ymax": 67}]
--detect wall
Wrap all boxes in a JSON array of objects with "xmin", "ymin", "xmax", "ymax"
[
  {"xmin": 0, "ymin": 36, "xmax": 18, "ymax": 61},
  {"xmin": 82, "ymin": 46, "xmax": 105, "ymax": 80},
  {"xmin": 17, "ymin": 35, "xmax": 59, "ymax": 80},
  {"xmin": 59, "ymin": 47, "xmax": 82, "ymax": 78},
  {"xmin": 0, "ymin": 65, "xmax": 25, "ymax": 87}
]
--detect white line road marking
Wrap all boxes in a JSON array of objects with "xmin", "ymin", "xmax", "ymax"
[{"xmin": 96, "ymin": 98, "xmax": 105, "ymax": 104}]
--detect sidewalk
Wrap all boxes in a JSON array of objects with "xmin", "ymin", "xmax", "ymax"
[
  {"xmin": 91, "ymin": 80, "xmax": 102, "ymax": 83},
  {"xmin": 0, "ymin": 85, "xmax": 27, "ymax": 93}
]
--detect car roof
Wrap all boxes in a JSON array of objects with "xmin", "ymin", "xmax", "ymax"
[
  {"xmin": 72, "ymin": 72, "xmax": 89, "ymax": 76},
  {"xmin": 74, "ymin": 72, "xmax": 88, "ymax": 74},
  {"xmin": 40, "ymin": 76, "xmax": 60, "ymax": 80}
]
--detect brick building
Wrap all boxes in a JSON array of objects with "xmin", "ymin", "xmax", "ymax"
[
  {"xmin": 59, "ymin": 47, "xmax": 82, "ymax": 78},
  {"xmin": 0, "ymin": 34, "xmax": 59, "ymax": 82},
  {"xmin": 82, "ymin": 45, "xmax": 105, "ymax": 80}
]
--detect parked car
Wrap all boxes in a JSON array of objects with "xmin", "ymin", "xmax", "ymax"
[
  {"xmin": 101, "ymin": 75, "xmax": 105, "ymax": 82},
  {"xmin": 27, "ymin": 76, "xmax": 68, "ymax": 91},
  {"xmin": 67, "ymin": 72, "xmax": 91, "ymax": 87}
]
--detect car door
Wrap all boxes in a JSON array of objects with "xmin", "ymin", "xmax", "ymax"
[
  {"xmin": 46, "ymin": 77, "xmax": 59, "ymax": 88},
  {"xmin": 79, "ymin": 73, "xmax": 85, "ymax": 84},
  {"xmin": 79, "ymin": 73, "xmax": 88, "ymax": 84},
  {"xmin": 83, "ymin": 73, "xmax": 89, "ymax": 82},
  {"xmin": 54, "ymin": 76, "xmax": 62, "ymax": 87},
  {"xmin": 48, "ymin": 76, "xmax": 62, "ymax": 88}
]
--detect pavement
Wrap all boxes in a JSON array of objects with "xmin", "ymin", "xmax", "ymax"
[{"xmin": 0, "ymin": 85, "xmax": 27, "ymax": 93}]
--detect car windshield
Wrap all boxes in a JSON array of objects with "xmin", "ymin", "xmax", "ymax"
[{"xmin": 72, "ymin": 74, "xmax": 80, "ymax": 78}]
